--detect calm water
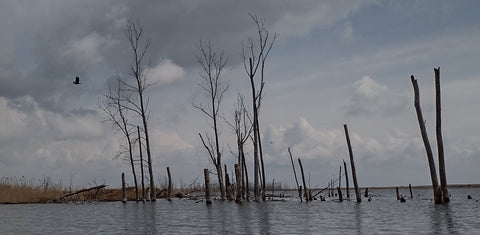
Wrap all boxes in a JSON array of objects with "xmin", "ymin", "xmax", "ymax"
[{"xmin": 1, "ymin": 188, "xmax": 479, "ymax": 234}]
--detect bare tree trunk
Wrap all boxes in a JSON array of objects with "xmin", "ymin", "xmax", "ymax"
[
  {"xmin": 242, "ymin": 149, "xmax": 250, "ymax": 201},
  {"xmin": 288, "ymin": 147, "xmax": 302, "ymax": 202},
  {"xmin": 235, "ymin": 164, "xmax": 242, "ymax": 204},
  {"xmin": 204, "ymin": 169, "xmax": 212, "ymax": 205},
  {"xmin": 138, "ymin": 126, "xmax": 145, "ymax": 201},
  {"xmin": 434, "ymin": 68, "xmax": 449, "ymax": 203},
  {"xmin": 167, "ymin": 167, "xmax": 172, "ymax": 201},
  {"xmin": 343, "ymin": 124, "xmax": 361, "ymax": 203},
  {"xmin": 337, "ymin": 187, "xmax": 343, "ymax": 202},
  {"xmin": 298, "ymin": 158, "xmax": 309, "ymax": 202},
  {"xmin": 409, "ymin": 184, "xmax": 413, "ymax": 199},
  {"xmin": 224, "ymin": 164, "xmax": 232, "ymax": 200},
  {"xmin": 396, "ymin": 187, "xmax": 400, "ymax": 200},
  {"xmin": 410, "ymin": 75, "xmax": 442, "ymax": 204},
  {"xmin": 344, "ymin": 160, "xmax": 350, "ymax": 199},
  {"xmin": 122, "ymin": 172, "xmax": 127, "ymax": 203}
]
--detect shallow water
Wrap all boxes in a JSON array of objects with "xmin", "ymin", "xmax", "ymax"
[{"xmin": 1, "ymin": 188, "xmax": 479, "ymax": 234}]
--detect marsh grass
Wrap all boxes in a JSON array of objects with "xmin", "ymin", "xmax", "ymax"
[{"xmin": 0, "ymin": 177, "xmax": 65, "ymax": 203}]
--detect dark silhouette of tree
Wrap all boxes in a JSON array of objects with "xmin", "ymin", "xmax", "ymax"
[{"xmin": 193, "ymin": 40, "xmax": 229, "ymax": 200}]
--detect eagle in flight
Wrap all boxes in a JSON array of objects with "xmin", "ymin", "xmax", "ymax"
[{"xmin": 73, "ymin": 76, "xmax": 81, "ymax": 84}]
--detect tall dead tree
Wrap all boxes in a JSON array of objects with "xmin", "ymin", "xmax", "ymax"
[
  {"xmin": 137, "ymin": 126, "xmax": 145, "ymax": 201},
  {"xmin": 101, "ymin": 78, "xmax": 139, "ymax": 201},
  {"xmin": 343, "ymin": 124, "xmax": 361, "ymax": 203},
  {"xmin": 435, "ymin": 67, "xmax": 449, "ymax": 203},
  {"xmin": 122, "ymin": 20, "xmax": 157, "ymax": 200},
  {"xmin": 194, "ymin": 40, "xmax": 229, "ymax": 200},
  {"xmin": 242, "ymin": 14, "xmax": 277, "ymax": 201}
]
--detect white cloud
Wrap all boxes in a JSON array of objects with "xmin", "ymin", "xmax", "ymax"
[
  {"xmin": 62, "ymin": 32, "xmax": 115, "ymax": 66},
  {"xmin": 147, "ymin": 59, "xmax": 186, "ymax": 86}
]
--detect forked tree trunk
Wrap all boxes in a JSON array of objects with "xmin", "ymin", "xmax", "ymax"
[
  {"xmin": 410, "ymin": 75, "xmax": 442, "ymax": 204},
  {"xmin": 434, "ymin": 68, "xmax": 449, "ymax": 203},
  {"xmin": 343, "ymin": 124, "xmax": 361, "ymax": 203}
]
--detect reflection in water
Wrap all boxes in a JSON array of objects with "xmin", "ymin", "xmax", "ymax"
[{"xmin": 0, "ymin": 188, "xmax": 479, "ymax": 234}]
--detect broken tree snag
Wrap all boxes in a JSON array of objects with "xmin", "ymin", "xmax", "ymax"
[
  {"xmin": 343, "ymin": 124, "xmax": 361, "ymax": 203},
  {"xmin": 410, "ymin": 75, "xmax": 442, "ymax": 204},
  {"xmin": 204, "ymin": 169, "xmax": 212, "ymax": 205},
  {"xmin": 409, "ymin": 184, "xmax": 413, "ymax": 199},
  {"xmin": 122, "ymin": 173, "xmax": 127, "ymax": 203},
  {"xmin": 396, "ymin": 187, "xmax": 400, "ymax": 200},
  {"xmin": 435, "ymin": 68, "xmax": 449, "ymax": 203},
  {"xmin": 288, "ymin": 147, "xmax": 302, "ymax": 202},
  {"xmin": 338, "ymin": 187, "xmax": 343, "ymax": 202},
  {"xmin": 167, "ymin": 167, "xmax": 172, "ymax": 201},
  {"xmin": 364, "ymin": 188, "xmax": 369, "ymax": 198},
  {"xmin": 224, "ymin": 164, "xmax": 232, "ymax": 200},
  {"xmin": 343, "ymin": 160, "xmax": 350, "ymax": 199},
  {"xmin": 234, "ymin": 164, "xmax": 242, "ymax": 204},
  {"xmin": 298, "ymin": 158, "xmax": 309, "ymax": 202}
]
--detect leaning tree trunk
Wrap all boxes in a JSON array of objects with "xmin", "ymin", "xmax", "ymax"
[
  {"xmin": 288, "ymin": 147, "xmax": 302, "ymax": 202},
  {"xmin": 344, "ymin": 160, "xmax": 350, "ymax": 199},
  {"xmin": 343, "ymin": 124, "xmax": 361, "ymax": 203},
  {"xmin": 298, "ymin": 158, "xmax": 309, "ymax": 202},
  {"xmin": 434, "ymin": 68, "xmax": 449, "ymax": 203},
  {"xmin": 410, "ymin": 75, "xmax": 442, "ymax": 204}
]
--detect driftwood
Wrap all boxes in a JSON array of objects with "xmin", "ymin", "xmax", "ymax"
[
  {"xmin": 344, "ymin": 124, "xmax": 361, "ymax": 203},
  {"xmin": 59, "ymin": 184, "xmax": 107, "ymax": 200}
]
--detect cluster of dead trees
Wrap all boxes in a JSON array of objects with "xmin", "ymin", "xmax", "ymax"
[{"xmin": 195, "ymin": 15, "xmax": 276, "ymax": 202}]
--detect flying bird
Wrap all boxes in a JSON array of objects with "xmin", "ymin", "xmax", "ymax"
[{"xmin": 73, "ymin": 76, "xmax": 81, "ymax": 84}]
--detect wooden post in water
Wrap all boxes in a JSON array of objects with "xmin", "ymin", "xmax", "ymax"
[
  {"xmin": 409, "ymin": 184, "xmax": 413, "ymax": 199},
  {"xmin": 167, "ymin": 167, "xmax": 172, "ymax": 201},
  {"xmin": 298, "ymin": 158, "xmax": 309, "ymax": 202},
  {"xmin": 411, "ymin": 75, "xmax": 442, "ymax": 204},
  {"xmin": 434, "ymin": 67, "xmax": 449, "ymax": 203},
  {"xmin": 344, "ymin": 160, "xmax": 350, "ymax": 199},
  {"xmin": 234, "ymin": 164, "xmax": 242, "ymax": 204},
  {"xmin": 122, "ymin": 172, "xmax": 127, "ymax": 203},
  {"xmin": 288, "ymin": 147, "xmax": 302, "ymax": 202},
  {"xmin": 204, "ymin": 169, "xmax": 212, "ymax": 205},
  {"xmin": 343, "ymin": 124, "xmax": 361, "ymax": 203}
]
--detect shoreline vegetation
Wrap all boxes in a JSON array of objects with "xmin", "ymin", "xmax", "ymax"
[{"xmin": 1, "ymin": 177, "xmax": 479, "ymax": 204}]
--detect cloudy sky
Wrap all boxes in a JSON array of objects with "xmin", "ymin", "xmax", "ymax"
[{"xmin": 1, "ymin": 0, "xmax": 479, "ymax": 189}]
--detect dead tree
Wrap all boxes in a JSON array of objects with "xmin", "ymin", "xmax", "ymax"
[
  {"xmin": 122, "ymin": 20, "xmax": 157, "ymax": 200},
  {"xmin": 137, "ymin": 126, "xmax": 146, "ymax": 201},
  {"xmin": 242, "ymin": 14, "xmax": 277, "ymax": 201},
  {"xmin": 410, "ymin": 75, "xmax": 442, "ymax": 204},
  {"xmin": 234, "ymin": 164, "xmax": 243, "ymax": 204},
  {"xmin": 204, "ymin": 169, "xmax": 212, "ymax": 205},
  {"xmin": 435, "ymin": 67, "xmax": 449, "ymax": 203},
  {"xmin": 194, "ymin": 40, "xmax": 229, "ymax": 200},
  {"xmin": 343, "ymin": 124, "xmax": 361, "ymax": 203},
  {"xmin": 122, "ymin": 173, "xmax": 127, "ymax": 203},
  {"xmin": 298, "ymin": 158, "xmax": 310, "ymax": 202},
  {"xmin": 343, "ymin": 160, "xmax": 350, "ymax": 198},
  {"xmin": 101, "ymin": 78, "xmax": 139, "ymax": 201},
  {"xmin": 288, "ymin": 147, "xmax": 302, "ymax": 202},
  {"xmin": 226, "ymin": 94, "xmax": 252, "ymax": 201},
  {"xmin": 167, "ymin": 167, "xmax": 172, "ymax": 200}
]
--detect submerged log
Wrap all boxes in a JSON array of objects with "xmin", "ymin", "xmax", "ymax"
[
  {"xmin": 59, "ymin": 184, "xmax": 107, "ymax": 200},
  {"xmin": 204, "ymin": 169, "xmax": 212, "ymax": 205},
  {"xmin": 411, "ymin": 75, "xmax": 442, "ymax": 204},
  {"xmin": 344, "ymin": 124, "xmax": 361, "ymax": 203}
]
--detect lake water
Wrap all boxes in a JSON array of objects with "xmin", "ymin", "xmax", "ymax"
[{"xmin": 1, "ymin": 187, "xmax": 479, "ymax": 234}]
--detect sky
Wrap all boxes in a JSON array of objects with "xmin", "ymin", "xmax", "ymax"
[{"xmin": 1, "ymin": 0, "xmax": 479, "ymax": 189}]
